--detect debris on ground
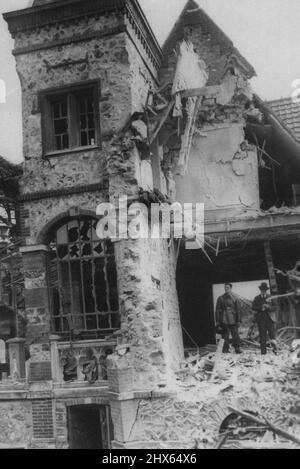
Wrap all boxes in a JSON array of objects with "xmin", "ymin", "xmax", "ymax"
[{"xmin": 174, "ymin": 339, "xmax": 300, "ymax": 449}]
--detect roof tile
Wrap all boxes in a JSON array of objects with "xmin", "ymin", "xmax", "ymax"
[{"xmin": 267, "ymin": 97, "xmax": 300, "ymax": 144}]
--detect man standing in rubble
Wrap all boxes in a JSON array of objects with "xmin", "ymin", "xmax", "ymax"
[
  {"xmin": 252, "ymin": 282, "xmax": 277, "ymax": 355},
  {"xmin": 215, "ymin": 283, "xmax": 241, "ymax": 354}
]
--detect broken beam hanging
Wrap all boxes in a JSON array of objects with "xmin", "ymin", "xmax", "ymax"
[
  {"xmin": 182, "ymin": 85, "xmax": 221, "ymax": 99},
  {"xmin": 149, "ymin": 99, "xmax": 175, "ymax": 145}
]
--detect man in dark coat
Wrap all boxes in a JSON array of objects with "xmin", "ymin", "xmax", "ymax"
[
  {"xmin": 215, "ymin": 283, "xmax": 241, "ymax": 354},
  {"xmin": 252, "ymin": 282, "xmax": 277, "ymax": 355}
]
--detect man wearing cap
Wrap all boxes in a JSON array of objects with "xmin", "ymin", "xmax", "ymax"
[
  {"xmin": 215, "ymin": 283, "xmax": 241, "ymax": 354},
  {"xmin": 252, "ymin": 282, "xmax": 277, "ymax": 355}
]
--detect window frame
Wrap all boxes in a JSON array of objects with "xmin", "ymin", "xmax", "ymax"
[
  {"xmin": 39, "ymin": 80, "xmax": 101, "ymax": 157},
  {"xmin": 47, "ymin": 217, "xmax": 120, "ymax": 340}
]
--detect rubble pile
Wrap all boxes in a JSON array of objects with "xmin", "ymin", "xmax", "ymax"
[{"xmin": 174, "ymin": 343, "xmax": 300, "ymax": 449}]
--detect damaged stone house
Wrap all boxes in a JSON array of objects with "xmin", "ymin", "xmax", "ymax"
[{"xmin": 0, "ymin": 0, "xmax": 300, "ymax": 449}]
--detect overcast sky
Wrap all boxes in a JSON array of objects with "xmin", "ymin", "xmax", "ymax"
[{"xmin": 1, "ymin": 0, "xmax": 300, "ymax": 163}]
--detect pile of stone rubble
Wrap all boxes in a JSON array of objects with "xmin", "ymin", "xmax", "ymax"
[{"xmin": 173, "ymin": 340, "xmax": 300, "ymax": 449}]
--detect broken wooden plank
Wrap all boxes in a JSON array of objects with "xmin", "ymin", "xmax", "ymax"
[
  {"xmin": 182, "ymin": 85, "xmax": 221, "ymax": 99},
  {"xmin": 214, "ymin": 432, "xmax": 230, "ymax": 449},
  {"xmin": 228, "ymin": 407, "xmax": 300, "ymax": 447},
  {"xmin": 149, "ymin": 99, "xmax": 175, "ymax": 145},
  {"xmin": 253, "ymin": 133, "xmax": 281, "ymax": 167},
  {"xmin": 225, "ymin": 441, "xmax": 293, "ymax": 449},
  {"xmin": 216, "ymin": 237, "xmax": 221, "ymax": 257}
]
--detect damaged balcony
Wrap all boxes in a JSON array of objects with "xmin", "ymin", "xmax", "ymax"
[
  {"xmin": 0, "ymin": 334, "xmax": 117, "ymax": 389},
  {"xmin": 50, "ymin": 336, "xmax": 116, "ymax": 387}
]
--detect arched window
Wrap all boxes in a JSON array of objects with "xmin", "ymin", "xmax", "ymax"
[{"xmin": 48, "ymin": 218, "xmax": 120, "ymax": 339}]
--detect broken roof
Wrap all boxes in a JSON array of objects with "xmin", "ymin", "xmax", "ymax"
[
  {"xmin": 247, "ymin": 95, "xmax": 300, "ymax": 173},
  {"xmin": 267, "ymin": 97, "xmax": 300, "ymax": 145},
  {"xmin": 162, "ymin": 0, "xmax": 256, "ymax": 81}
]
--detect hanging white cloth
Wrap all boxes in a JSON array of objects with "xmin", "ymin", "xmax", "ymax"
[
  {"xmin": 172, "ymin": 41, "xmax": 208, "ymax": 95},
  {"xmin": 172, "ymin": 42, "xmax": 208, "ymax": 118}
]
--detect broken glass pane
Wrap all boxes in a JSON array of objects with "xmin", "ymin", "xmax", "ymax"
[
  {"xmin": 91, "ymin": 222, "xmax": 99, "ymax": 241},
  {"xmin": 69, "ymin": 244, "xmax": 80, "ymax": 259},
  {"xmin": 80, "ymin": 220, "xmax": 91, "ymax": 242},
  {"xmin": 68, "ymin": 223, "xmax": 79, "ymax": 243},
  {"xmin": 94, "ymin": 242, "xmax": 103, "ymax": 256},
  {"xmin": 82, "ymin": 243, "xmax": 92, "ymax": 257},
  {"xmin": 57, "ymin": 245, "xmax": 68, "ymax": 260},
  {"xmin": 94, "ymin": 258, "xmax": 107, "ymax": 312}
]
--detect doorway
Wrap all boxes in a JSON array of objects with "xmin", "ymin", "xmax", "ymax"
[{"xmin": 68, "ymin": 405, "xmax": 113, "ymax": 449}]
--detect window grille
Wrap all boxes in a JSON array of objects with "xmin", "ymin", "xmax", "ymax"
[{"xmin": 49, "ymin": 218, "xmax": 119, "ymax": 339}]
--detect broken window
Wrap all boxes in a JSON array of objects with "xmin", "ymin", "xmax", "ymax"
[
  {"xmin": 48, "ymin": 218, "xmax": 120, "ymax": 339},
  {"xmin": 40, "ymin": 81, "xmax": 100, "ymax": 154}
]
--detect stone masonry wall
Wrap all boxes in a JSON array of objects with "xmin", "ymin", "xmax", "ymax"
[
  {"xmin": 23, "ymin": 191, "xmax": 107, "ymax": 246},
  {"xmin": 14, "ymin": 10, "xmax": 161, "ymax": 245},
  {"xmin": 12, "ymin": 10, "xmax": 133, "ymax": 241},
  {"xmin": 125, "ymin": 18, "xmax": 158, "ymax": 114},
  {"xmin": 16, "ymin": 13, "xmax": 130, "ymax": 167},
  {"xmin": 0, "ymin": 401, "xmax": 32, "ymax": 448},
  {"xmin": 104, "ymin": 15, "xmax": 184, "ymax": 389},
  {"xmin": 22, "ymin": 247, "xmax": 51, "ymax": 360},
  {"xmin": 114, "ymin": 238, "xmax": 183, "ymax": 388}
]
